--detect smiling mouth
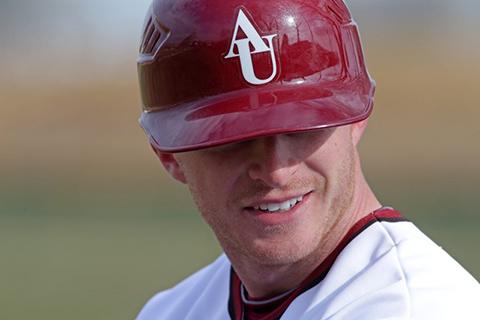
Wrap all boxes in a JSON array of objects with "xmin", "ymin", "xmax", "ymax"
[
  {"xmin": 246, "ymin": 192, "xmax": 313, "ymax": 214},
  {"xmin": 253, "ymin": 195, "xmax": 303, "ymax": 213}
]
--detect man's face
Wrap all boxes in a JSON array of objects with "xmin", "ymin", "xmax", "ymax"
[{"xmin": 166, "ymin": 125, "xmax": 360, "ymax": 267}]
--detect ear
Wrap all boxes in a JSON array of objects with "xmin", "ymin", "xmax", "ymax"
[
  {"xmin": 351, "ymin": 119, "xmax": 368, "ymax": 146},
  {"xmin": 151, "ymin": 144, "xmax": 187, "ymax": 184}
]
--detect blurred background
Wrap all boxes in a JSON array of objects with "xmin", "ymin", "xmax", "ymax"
[{"xmin": 0, "ymin": 0, "xmax": 479, "ymax": 319}]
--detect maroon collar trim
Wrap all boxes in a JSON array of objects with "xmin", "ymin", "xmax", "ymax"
[{"xmin": 228, "ymin": 207, "xmax": 406, "ymax": 320}]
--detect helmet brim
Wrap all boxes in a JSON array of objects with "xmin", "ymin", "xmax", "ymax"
[{"xmin": 140, "ymin": 81, "xmax": 374, "ymax": 153}]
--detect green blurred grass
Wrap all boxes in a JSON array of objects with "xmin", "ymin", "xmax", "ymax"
[
  {"xmin": 0, "ymin": 177, "xmax": 478, "ymax": 320},
  {"xmin": 0, "ymin": 215, "xmax": 221, "ymax": 320}
]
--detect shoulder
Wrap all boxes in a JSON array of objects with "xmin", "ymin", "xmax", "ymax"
[
  {"xmin": 136, "ymin": 254, "xmax": 231, "ymax": 320},
  {"xmin": 284, "ymin": 216, "xmax": 480, "ymax": 320},
  {"xmin": 378, "ymin": 219, "xmax": 480, "ymax": 318}
]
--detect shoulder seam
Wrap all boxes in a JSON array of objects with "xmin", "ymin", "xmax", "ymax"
[{"xmin": 377, "ymin": 221, "xmax": 413, "ymax": 319}]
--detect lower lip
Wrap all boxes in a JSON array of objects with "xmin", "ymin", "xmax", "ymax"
[{"xmin": 244, "ymin": 192, "xmax": 312, "ymax": 225}]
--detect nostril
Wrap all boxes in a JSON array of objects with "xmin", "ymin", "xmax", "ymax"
[
  {"xmin": 248, "ymin": 163, "xmax": 298, "ymax": 188},
  {"xmin": 247, "ymin": 163, "xmax": 264, "ymax": 181}
]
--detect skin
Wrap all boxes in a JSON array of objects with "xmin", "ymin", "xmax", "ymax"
[{"xmin": 156, "ymin": 120, "xmax": 381, "ymax": 299}]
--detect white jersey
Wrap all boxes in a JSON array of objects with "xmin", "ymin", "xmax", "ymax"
[{"xmin": 136, "ymin": 208, "xmax": 480, "ymax": 320}]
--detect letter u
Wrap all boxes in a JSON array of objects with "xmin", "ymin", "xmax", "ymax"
[{"xmin": 236, "ymin": 36, "xmax": 277, "ymax": 85}]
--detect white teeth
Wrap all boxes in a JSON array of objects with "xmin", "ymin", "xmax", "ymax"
[
  {"xmin": 279, "ymin": 201, "xmax": 291, "ymax": 211},
  {"xmin": 254, "ymin": 195, "xmax": 304, "ymax": 213},
  {"xmin": 287, "ymin": 199, "xmax": 294, "ymax": 208},
  {"xmin": 267, "ymin": 203, "xmax": 281, "ymax": 211}
]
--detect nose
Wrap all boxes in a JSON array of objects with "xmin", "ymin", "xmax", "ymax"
[{"xmin": 247, "ymin": 135, "xmax": 298, "ymax": 188}]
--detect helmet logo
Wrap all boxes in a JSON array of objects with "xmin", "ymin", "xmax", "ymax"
[{"xmin": 225, "ymin": 9, "xmax": 278, "ymax": 85}]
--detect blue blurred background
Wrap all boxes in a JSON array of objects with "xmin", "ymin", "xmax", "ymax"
[{"xmin": 1, "ymin": 1, "xmax": 479, "ymax": 319}]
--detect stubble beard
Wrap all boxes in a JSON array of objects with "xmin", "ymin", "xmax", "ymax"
[
  {"xmin": 185, "ymin": 148, "xmax": 357, "ymax": 270},
  {"xmin": 253, "ymin": 150, "xmax": 356, "ymax": 267}
]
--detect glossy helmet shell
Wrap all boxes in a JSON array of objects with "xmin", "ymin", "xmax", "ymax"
[{"xmin": 138, "ymin": 0, "xmax": 375, "ymax": 152}]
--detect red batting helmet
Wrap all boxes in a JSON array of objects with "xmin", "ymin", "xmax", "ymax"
[{"xmin": 138, "ymin": 0, "xmax": 375, "ymax": 153}]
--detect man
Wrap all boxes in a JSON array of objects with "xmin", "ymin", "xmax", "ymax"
[{"xmin": 135, "ymin": 0, "xmax": 480, "ymax": 319}]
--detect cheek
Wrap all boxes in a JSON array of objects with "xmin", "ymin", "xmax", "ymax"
[
  {"xmin": 305, "ymin": 136, "xmax": 355, "ymax": 191},
  {"xmin": 183, "ymin": 163, "xmax": 244, "ymax": 246},
  {"xmin": 181, "ymin": 157, "xmax": 241, "ymax": 211},
  {"xmin": 304, "ymin": 150, "xmax": 341, "ymax": 180}
]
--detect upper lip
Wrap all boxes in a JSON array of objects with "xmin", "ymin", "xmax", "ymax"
[{"xmin": 243, "ymin": 191, "xmax": 313, "ymax": 208}]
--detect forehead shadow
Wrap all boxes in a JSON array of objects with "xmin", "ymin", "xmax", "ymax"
[
  {"xmin": 286, "ymin": 127, "xmax": 339, "ymax": 161},
  {"xmin": 207, "ymin": 127, "xmax": 339, "ymax": 157},
  {"xmin": 173, "ymin": 126, "xmax": 353, "ymax": 167}
]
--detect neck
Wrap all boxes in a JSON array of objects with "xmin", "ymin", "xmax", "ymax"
[{"xmin": 231, "ymin": 162, "xmax": 381, "ymax": 299}]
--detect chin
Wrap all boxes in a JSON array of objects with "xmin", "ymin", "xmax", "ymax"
[{"xmin": 247, "ymin": 236, "xmax": 316, "ymax": 267}]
